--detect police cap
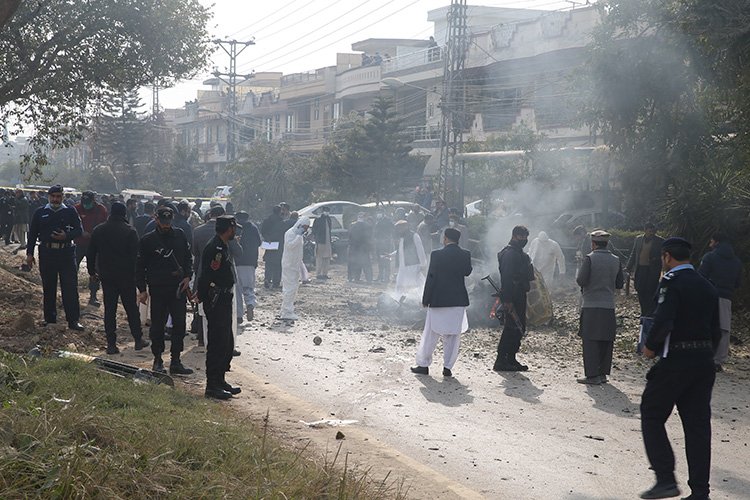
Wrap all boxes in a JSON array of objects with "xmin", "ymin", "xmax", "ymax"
[
  {"xmin": 48, "ymin": 184, "xmax": 63, "ymax": 195},
  {"xmin": 234, "ymin": 211, "xmax": 250, "ymax": 224},
  {"xmin": 590, "ymin": 229, "xmax": 611, "ymax": 242},
  {"xmin": 661, "ymin": 237, "xmax": 691, "ymax": 250},
  {"xmin": 215, "ymin": 215, "xmax": 240, "ymax": 233}
]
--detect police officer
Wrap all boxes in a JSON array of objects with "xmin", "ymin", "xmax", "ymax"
[
  {"xmin": 639, "ymin": 238, "xmax": 721, "ymax": 500},
  {"xmin": 136, "ymin": 206, "xmax": 194, "ymax": 375},
  {"xmin": 493, "ymin": 225, "xmax": 534, "ymax": 372},
  {"xmin": 198, "ymin": 215, "xmax": 241, "ymax": 400},
  {"xmin": 25, "ymin": 185, "xmax": 85, "ymax": 330}
]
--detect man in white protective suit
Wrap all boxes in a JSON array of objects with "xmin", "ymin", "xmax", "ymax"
[
  {"xmin": 279, "ymin": 216, "xmax": 311, "ymax": 321},
  {"xmin": 528, "ymin": 231, "xmax": 566, "ymax": 286}
]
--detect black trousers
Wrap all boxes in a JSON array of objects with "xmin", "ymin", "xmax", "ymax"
[
  {"xmin": 38, "ymin": 246, "xmax": 80, "ymax": 325},
  {"xmin": 641, "ymin": 351, "xmax": 715, "ymax": 497},
  {"xmin": 635, "ymin": 266, "xmax": 659, "ymax": 317},
  {"xmin": 148, "ymin": 285, "xmax": 186, "ymax": 360},
  {"xmin": 348, "ymin": 248, "xmax": 372, "ymax": 281},
  {"xmin": 1, "ymin": 219, "xmax": 13, "ymax": 244},
  {"xmin": 204, "ymin": 295, "xmax": 234, "ymax": 385},
  {"xmin": 264, "ymin": 250, "xmax": 282, "ymax": 286},
  {"xmin": 75, "ymin": 244, "xmax": 100, "ymax": 296},
  {"xmin": 497, "ymin": 295, "xmax": 527, "ymax": 356},
  {"xmin": 377, "ymin": 255, "xmax": 390, "ymax": 282},
  {"xmin": 101, "ymin": 277, "xmax": 142, "ymax": 344},
  {"xmin": 582, "ymin": 339, "xmax": 614, "ymax": 377}
]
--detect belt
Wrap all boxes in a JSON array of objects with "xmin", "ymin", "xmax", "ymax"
[
  {"xmin": 44, "ymin": 242, "xmax": 71, "ymax": 249},
  {"xmin": 670, "ymin": 340, "xmax": 712, "ymax": 351}
]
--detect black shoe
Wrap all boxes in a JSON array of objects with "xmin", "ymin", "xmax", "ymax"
[
  {"xmin": 245, "ymin": 306, "xmax": 254, "ymax": 322},
  {"xmin": 221, "ymin": 381, "xmax": 242, "ymax": 395},
  {"xmin": 153, "ymin": 358, "xmax": 165, "ymax": 373},
  {"xmin": 205, "ymin": 387, "xmax": 233, "ymax": 400},
  {"xmin": 169, "ymin": 362, "xmax": 194, "ymax": 376},
  {"xmin": 134, "ymin": 338, "xmax": 149, "ymax": 350},
  {"xmin": 577, "ymin": 376, "xmax": 602, "ymax": 385},
  {"xmin": 443, "ymin": 367, "xmax": 452, "ymax": 377},
  {"xmin": 44, "ymin": 320, "xmax": 57, "ymax": 326},
  {"xmin": 88, "ymin": 297, "xmax": 101, "ymax": 307},
  {"xmin": 410, "ymin": 366, "xmax": 429, "ymax": 375},
  {"xmin": 106, "ymin": 344, "xmax": 120, "ymax": 355},
  {"xmin": 68, "ymin": 322, "xmax": 85, "ymax": 331},
  {"xmin": 640, "ymin": 482, "xmax": 680, "ymax": 499},
  {"xmin": 233, "ymin": 349, "xmax": 241, "ymax": 357}
]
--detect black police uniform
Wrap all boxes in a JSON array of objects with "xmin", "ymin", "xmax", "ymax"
[
  {"xmin": 0, "ymin": 190, "xmax": 15, "ymax": 244},
  {"xmin": 27, "ymin": 196, "xmax": 83, "ymax": 326},
  {"xmin": 494, "ymin": 240, "xmax": 534, "ymax": 371},
  {"xmin": 641, "ymin": 254, "xmax": 721, "ymax": 499},
  {"xmin": 135, "ymin": 212, "xmax": 192, "ymax": 371},
  {"xmin": 197, "ymin": 217, "xmax": 238, "ymax": 397}
]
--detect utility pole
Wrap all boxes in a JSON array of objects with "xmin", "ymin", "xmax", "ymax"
[
  {"xmin": 212, "ymin": 38, "xmax": 255, "ymax": 164},
  {"xmin": 437, "ymin": 0, "xmax": 468, "ymax": 210}
]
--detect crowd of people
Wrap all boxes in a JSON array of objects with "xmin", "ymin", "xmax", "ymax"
[{"xmin": 7, "ymin": 182, "xmax": 743, "ymax": 500}]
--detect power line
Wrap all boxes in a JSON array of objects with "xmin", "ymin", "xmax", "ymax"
[{"xmin": 227, "ymin": 0, "xmax": 305, "ymax": 38}]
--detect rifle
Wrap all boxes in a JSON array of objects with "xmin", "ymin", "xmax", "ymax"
[{"xmin": 481, "ymin": 275, "xmax": 526, "ymax": 335}]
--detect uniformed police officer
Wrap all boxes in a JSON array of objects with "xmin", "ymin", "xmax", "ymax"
[
  {"xmin": 639, "ymin": 237, "xmax": 721, "ymax": 500},
  {"xmin": 197, "ymin": 215, "xmax": 241, "ymax": 400},
  {"xmin": 136, "ymin": 206, "xmax": 194, "ymax": 375},
  {"xmin": 25, "ymin": 185, "xmax": 85, "ymax": 330}
]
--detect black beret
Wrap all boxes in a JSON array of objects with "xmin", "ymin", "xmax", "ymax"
[
  {"xmin": 215, "ymin": 215, "xmax": 240, "ymax": 233},
  {"xmin": 48, "ymin": 184, "xmax": 63, "ymax": 194},
  {"xmin": 234, "ymin": 211, "xmax": 250, "ymax": 223},
  {"xmin": 662, "ymin": 237, "xmax": 691, "ymax": 250}
]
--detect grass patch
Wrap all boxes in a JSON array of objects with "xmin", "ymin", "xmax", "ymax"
[{"xmin": 0, "ymin": 351, "xmax": 405, "ymax": 499}]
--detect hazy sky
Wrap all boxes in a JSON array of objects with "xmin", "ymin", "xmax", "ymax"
[{"xmin": 157, "ymin": 0, "xmax": 577, "ymax": 109}]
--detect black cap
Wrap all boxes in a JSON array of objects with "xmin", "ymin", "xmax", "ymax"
[
  {"xmin": 48, "ymin": 184, "xmax": 63, "ymax": 195},
  {"xmin": 156, "ymin": 206, "xmax": 174, "ymax": 221},
  {"xmin": 662, "ymin": 237, "xmax": 691, "ymax": 250},
  {"xmin": 234, "ymin": 211, "xmax": 250, "ymax": 223},
  {"xmin": 208, "ymin": 205, "xmax": 225, "ymax": 219},
  {"xmin": 215, "ymin": 215, "xmax": 240, "ymax": 233}
]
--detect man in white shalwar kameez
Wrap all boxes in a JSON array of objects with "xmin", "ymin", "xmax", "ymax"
[
  {"xmin": 528, "ymin": 231, "xmax": 566, "ymax": 286},
  {"xmin": 393, "ymin": 220, "xmax": 427, "ymax": 295},
  {"xmin": 279, "ymin": 216, "xmax": 310, "ymax": 321},
  {"xmin": 411, "ymin": 228, "xmax": 472, "ymax": 377}
]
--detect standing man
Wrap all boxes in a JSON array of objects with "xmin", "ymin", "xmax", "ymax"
[
  {"xmin": 311, "ymin": 206, "xmax": 333, "ymax": 280},
  {"xmin": 134, "ymin": 201, "xmax": 155, "ymax": 238},
  {"xmin": 0, "ymin": 188, "xmax": 15, "ymax": 245},
  {"xmin": 12, "ymin": 189, "xmax": 29, "ymax": 249},
  {"xmin": 411, "ymin": 228, "xmax": 472, "ymax": 377},
  {"xmin": 698, "ymin": 233, "xmax": 742, "ymax": 372},
  {"xmin": 197, "ymin": 215, "xmax": 242, "ymax": 400},
  {"xmin": 639, "ymin": 238, "xmax": 720, "ymax": 500},
  {"xmin": 575, "ymin": 230, "xmax": 624, "ymax": 385},
  {"xmin": 529, "ymin": 231, "xmax": 566, "ymax": 287},
  {"xmin": 74, "ymin": 191, "xmax": 108, "ymax": 307},
  {"xmin": 261, "ymin": 205, "xmax": 285, "ymax": 289},
  {"xmin": 234, "ymin": 211, "xmax": 261, "ymax": 321},
  {"xmin": 347, "ymin": 212, "xmax": 373, "ymax": 282},
  {"xmin": 393, "ymin": 220, "xmax": 427, "ymax": 294},
  {"xmin": 493, "ymin": 225, "xmax": 534, "ymax": 372},
  {"xmin": 136, "ymin": 206, "xmax": 193, "ymax": 375},
  {"xmin": 279, "ymin": 216, "xmax": 310, "ymax": 321},
  {"xmin": 192, "ymin": 205, "xmax": 227, "ymax": 343},
  {"xmin": 416, "ymin": 213, "xmax": 435, "ymax": 261},
  {"xmin": 374, "ymin": 210, "xmax": 394, "ymax": 283},
  {"xmin": 125, "ymin": 198, "xmax": 139, "ymax": 227},
  {"xmin": 626, "ymin": 223, "xmax": 665, "ymax": 317},
  {"xmin": 87, "ymin": 202, "xmax": 149, "ymax": 354},
  {"xmin": 25, "ymin": 185, "xmax": 84, "ymax": 330}
]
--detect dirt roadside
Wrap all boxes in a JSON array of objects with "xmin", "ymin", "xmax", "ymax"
[{"xmin": 2, "ymin": 243, "xmax": 748, "ymax": 499}]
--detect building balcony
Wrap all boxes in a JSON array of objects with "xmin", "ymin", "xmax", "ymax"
[
  {"xmin": 382, "ymin": 46, "xmax": 443, "ymax": 75},
  {"xmin": 335, "ymin": 65, "xmax": 382, "ymax": 99}
]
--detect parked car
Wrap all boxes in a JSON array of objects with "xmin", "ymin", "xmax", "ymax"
[
  {"xmin": 210, "ymin": 185, "xmax": 232, "ymax": 209},
  {"xmin": 121, "ymin": 189, "xmax": 162, "ymax": 202},
  {"xmin": 361, "ymin": 200, "xmax": 430, "ymax": 214},
  {"xmin": 297, "ymin": 201, "xmax": 363, "ymax": 228}
]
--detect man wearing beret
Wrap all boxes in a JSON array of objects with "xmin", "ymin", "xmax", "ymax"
[
  {"xmin": 197, "ymin": 215, "xmax": 242, "ymax": 400},
  {"xmin": 26, "ymin": 185, "xmax": 85, "ymax": 330},
  {"xmin": 136, "ymin": 206, "xmax": 194, "ymax": 375},
  {"xmin": 576, "ymin": 230, "xmax": 624, "ymax": 385},
  {"xmin": 639, "ymin": 237, "xmax": 721, "ymax": 500}
]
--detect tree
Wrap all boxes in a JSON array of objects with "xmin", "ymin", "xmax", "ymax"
[
  {"xmin": 317, "ymin": 96, "xmax": 424, "ymax": 202},
  {"xmin": 95, "ymin": 87, "xmax": 149, "ymax": 188},
  {"xmin": 228, "ymin": 141, "xmax": 316, "ymax": 218},
  {"xmin": 0, "ymin": 0, "xmax": 212, "ymax": 177}
]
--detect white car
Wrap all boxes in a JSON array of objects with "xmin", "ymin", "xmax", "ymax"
[
  {"xmin": 297, "ymin": 201, "xmax": 363, "ymax": 228},
  {"xmin": 210, "ymin": 185, "xmax": 232, "ymax": 209},
  {"xmin": 121, "ymin": 189, "xmax": 162, "ymax": 202},
  {"xmin": 465, "ymin": 199, "xmax": 483, "ymax": 217}
]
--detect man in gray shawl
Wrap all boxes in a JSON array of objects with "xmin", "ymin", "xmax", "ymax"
[{"xmin": 576, "ymin": 230, "xmax": 625, "ymax": 385}]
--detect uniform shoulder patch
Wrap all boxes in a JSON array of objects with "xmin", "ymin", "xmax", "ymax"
[
  {"xmin": 658, "ymin": 286, "xmax": 668, "ymax": 304},
  {"xmin": 210, "ymin": 252, "xmax": 222, "ymax": 271},
  {"xmin": 662, "ymin": 271, "xmax": 674, "ymax": 281}
]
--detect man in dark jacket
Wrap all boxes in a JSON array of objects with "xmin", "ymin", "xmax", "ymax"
[
  {"xmin": 87, "ymin": 202, "xmax": 149, "ymax": 354},
  {"xmin": 411, "ymin": 228, "xmax": 472, "ymax": 377},
  {"xmin": 74, "ymin": 191, "xmax": 108, "ymax": 306},
  {"xmin": 134, "ymin": 202, "xmax": 154, "ymax": 238},
  {"xmin": 493, "ymin": 225, "xmax": 535, "ymax": 372},
  {"xmin": 136, "ymin": 206, "xmax": 193, "ymax": 375},
  {"xmin": 311, "ymin": 207, "xmax": 333, "ymax": 279},
  {"xmin": 261, "ymin": 205, "xmax": 286, "ymax": 288},
  {"xmin": 234, "ymin": 211, "xmax": 261, "ymax": 321},
  {"xmin": 348, "ymin": 212, "xmax": 373, "ymax": 282},
  {"xmin": 12, "ymin": 189, "xmax": 29, "ymax": 248},
  {"xmin": 626, "ymin": 223, "xmax": 665, "ymax": 317},
  {"xmin": 698, "ymin": 233, "xmax": 743, "ymax": 372},
  {"xmin": 0, "ymin": 188, "xmax": 15, "ymax": 244}
]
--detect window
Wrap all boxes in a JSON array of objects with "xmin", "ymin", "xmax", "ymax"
[
  {"xmin": 428, "ymin": 103, "xmax": 434, "ymax": 118},
  {"xmin": 313, "ymin": 99, "xmax": 320, "ymax": 121},
  {"xmin": 286, "ymin": 114, "xmax": 293, "ymax": 132}
]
